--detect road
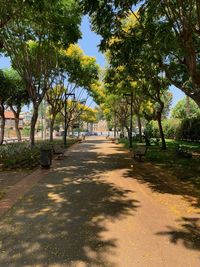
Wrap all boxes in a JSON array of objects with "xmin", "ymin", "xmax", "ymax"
[{"xmin": 0, "ymin": 137, "xmax": 199, "ymax": 267}]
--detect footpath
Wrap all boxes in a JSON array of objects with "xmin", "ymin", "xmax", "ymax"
[{"xmin": 0, "ymin": 137, "xmax": 199, "ymax": 267}]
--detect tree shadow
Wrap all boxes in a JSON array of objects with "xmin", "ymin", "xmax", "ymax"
[
  {"xmin": 156, "ymin": 217, "xmax": 200, "ymax": 251},
  {"xmin": 121, "ymin": 156, "xmax": 200, "ymax": 209},
  {"xmin": 0, "ymin": 139, "xmax": 139, "ymax": 267}
]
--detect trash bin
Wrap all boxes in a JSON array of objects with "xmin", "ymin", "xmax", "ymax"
[{"xmin": 40, "ymin": 148, "xmax": 52, "ymax": 168}]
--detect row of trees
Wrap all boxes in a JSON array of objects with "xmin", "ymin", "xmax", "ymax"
[
  {"xmin": 80, "ymin": 0, "xmax": 200, "ymax": 148},
  {"xmin": 0, "ymin": 45, "xmax": 99, "ymax": 143},
  {"xmin": 0, "ymin": 2, "xmax": 100, "ymax": 145},
  {"xmin": 145, "ymin": 97, "xmax": 200, "ymax": 141}
]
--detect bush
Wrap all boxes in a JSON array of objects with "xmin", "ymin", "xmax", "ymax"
[
  {"xmin": 177, "ymin": 117, "xmax": 200, "ymax": 141},
  {"xmin": 0, "ymin": 138, "xmax": 77, "ymax": 170},
  {"xmin": 144, "ymin": 117, "xmax": 200, "ymax": 141},
  {"xmin": 21, "ymin": 126, "xmax": 30, "ymax": 137},
  {"xmin": 144, "ymin": 121, "xmax": 159, "ymax": 139},
  {"xmin": 0, "ymin": 142, "xmax": 39, "ymax": 169},
  {"xmin": 144, "ymin": 119, "xmax": 181, "ymax": 140}
]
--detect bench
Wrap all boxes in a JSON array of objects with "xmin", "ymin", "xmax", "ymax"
[
  {"xmin": 132, "ymin": 145, "xmax": 147, "ymax": 161},
  {"xmin": 110, "ymin": 138, "xmax": 117, "ymax": 143},
  {"xmin": 175, "ymin": 145, "xmax": 192, "ymax": 158},
  {"xmin": 78, "ymin": 135, "xmax": 85, "ymax": 143},
  {"xmin": 53, "ymin": 144, "xmax": 65, "ymax": 160},
  {"xmin": 151, "ymin": 138, "xmax": 160, "ymax": 145}
]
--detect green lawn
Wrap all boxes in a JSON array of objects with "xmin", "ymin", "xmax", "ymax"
[{"xmin": 119, "ymin": 138, "xmax": 200, "ymax": 193}]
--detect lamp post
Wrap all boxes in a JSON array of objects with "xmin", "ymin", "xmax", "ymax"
[
  {"xmin": 124, "ymin": 92, "xmax": 133, "ymax": 149},
  {"xmin": 77, "ymin": 99, "xmax": 86, "ymax": 137},
  {"xmin": 64, "ymin": 92, "xmax": 75, "ymax": 147}
]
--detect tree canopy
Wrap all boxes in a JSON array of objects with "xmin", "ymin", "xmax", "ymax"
[
  {"xmin": 171, "ymin": 97, "xmax": 200, "ymax": 120},
  {"xmin": 81, "ymin": 0, "xmax": 200, "ymax": 107}
]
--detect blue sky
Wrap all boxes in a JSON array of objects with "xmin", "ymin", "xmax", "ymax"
[{"xmin": 0, "ymin": 16, "xmax": 185, "ymax": 108}]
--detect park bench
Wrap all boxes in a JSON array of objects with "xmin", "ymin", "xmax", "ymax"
[
  {"xmin": 132, "ymin": 145, "xmax": 147, "ymax": 161},
  {"xmin": 151, "ymin": 138, "xmax": 160, "ymax": 145},
  {"xmin": 175, "ymin": 145, "xmax": 192, "ymax": 158},
  {"xmin": 53, "ymin": 144, "xmax": 65, "ymax": 159},
  {"xmin": 110, "ymin": 137, "xmax": 117, "ymax": 143},
  {"xmin": 78, "ymin": 135, "xmax": 85, "ymax": 143}
]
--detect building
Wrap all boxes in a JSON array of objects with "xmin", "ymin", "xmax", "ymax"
[
  {"xmin": 4, "ymin": 111, "xmax": 24, "ymax": 129},
  {"xmin": 92, "ymin": 120, "xmax": 108, "ymax": 132},
  {"xmin": 20, "ymin": 111, "xmax": 32, "ymax": 126}
]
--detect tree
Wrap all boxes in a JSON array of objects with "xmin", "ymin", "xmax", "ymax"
[
  {"xmin": 171, "ymin": 97, "xmax": 200, "ymax": 120},
  {"xmin": 138, "ymin": 0, "xmax": 200, "ymax": 107},
  {"xmin": 60, "ymin": 98, "xmax": 86, "ymax": 134},
  {"xmin": 81, "ymin": 0, "xmax": 200, "ymax": 107},
  {"xmin": 0, "ymin": 0, "xmax": 39, "ymax": 30},
  {"xmin": 60, "ymin": 44, "xmax": 100, "ymax": 134},
  {"xmin": 2, "ymin": 0, "xmax": 82, "ymax": 145},
  {"xmin": 104, "ymin": 66, "xmax": 145, "ymax": 140},
  {"xmin": 0, "ymin": 70, "xmax": 11, "ymax": 144},
  {"xmin": 0, "ymin": 0, "xmax": 36, "ymax": 50},
  {"xmin": 80, "ymin": 106, "xmax": 97, "ymax": 131},
  {"xmin": 81, "ymin": 107, "xmax": 97, "ymax": 123},
  {"xmin": 103, "ymin": 10, "xmax": 171, "ymax": 148},
  {"xmin": 46, "ymin": 84, "xmax": 65, "ymax": 141},
  {"xmin": 4, "ymin": 68, "xmax": 30, "ymax": 141},
  {"xmin": 62, "ymin": 44, "xmax": 99, "ymax": 91},
  {"xmin": 142, "ymin": 87, "xmax": 172, "ymax": 149}
]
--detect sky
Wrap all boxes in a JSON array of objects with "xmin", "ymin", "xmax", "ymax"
[{"xmin": 0, "ymin": 16, "xmax": 185, "ymax": 109}]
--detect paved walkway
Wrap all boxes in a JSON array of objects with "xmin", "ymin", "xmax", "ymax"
[{"xmin": 0, "ymin": 137, "xmax": 199, "ymax": 267}]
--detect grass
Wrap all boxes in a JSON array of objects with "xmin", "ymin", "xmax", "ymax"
[{"xmin": 119, "ymin": 138, "xmax": 200, "ymax": 194}]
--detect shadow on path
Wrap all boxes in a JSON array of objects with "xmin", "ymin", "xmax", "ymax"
[
  {"xmin": 122, "ymin": 150, "xmax": 200, "ymax": 208},
  {"xmin": 156, "ymin": 217, "xmax": 200, "ymax": 251},
  {"xmin": 115, "ymin": 145, "xmax": 200, "ymax": 255},
  {"xmin": 0, "ymin": 139, "xmax": 139, "ymax": 267}
]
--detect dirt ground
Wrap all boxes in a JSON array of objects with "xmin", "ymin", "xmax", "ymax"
[{"xmin": 0, "ymin": 136, "xmax": 199, "ymax": 267}]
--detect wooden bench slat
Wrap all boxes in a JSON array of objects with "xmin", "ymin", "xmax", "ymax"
[{"xmin": 132, "ymin": 145, "xmax": 147, "ymax": 161}]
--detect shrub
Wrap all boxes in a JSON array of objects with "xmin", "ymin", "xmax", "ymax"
[
  {"xmin": 177, "ymin": 117, "xmax": 200, "ymax": 141},
  {"xmin": 0, "ymin": 138, "xmax": 77, "ymax": 169},
  {"xmin": 144, "ymin": 121, "xmax": 159, "ymax": 139}
]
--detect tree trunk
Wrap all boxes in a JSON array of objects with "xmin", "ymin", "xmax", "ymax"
[
  {"xmin": 14, "ymin": 117, "xmax": 22, "ymax": 141},
  {"xmin": 49, "ymin": 115, "xmax": 56, "ymax": 142},
  {"xmin": 114, "ymin": 111, "xmax": 117, "ymax": 138},
  {"xmin": 0, "ymin": 113, "xmax": 5, "ymax": 145},
  {"xmin": 10, "ymin": 107, "xmax": 22, "ymax": 142},
  {"xmin": 137, "ymin": 114, "xmax": 142, "ymax": 142},
  {"xmin": 0, "ymin": 104, "xmax": 5, "ymax": 145},
  {"xmin": 157, "ymin": 113, "xmax": 166, "ymax": 150},
  {"xmin": 125, "ymin": 125, "xmax": 130, "ymax": 139},
  {"xmin": 30, "ymin": 104, "xmax": 39, "ymax": 146}
]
